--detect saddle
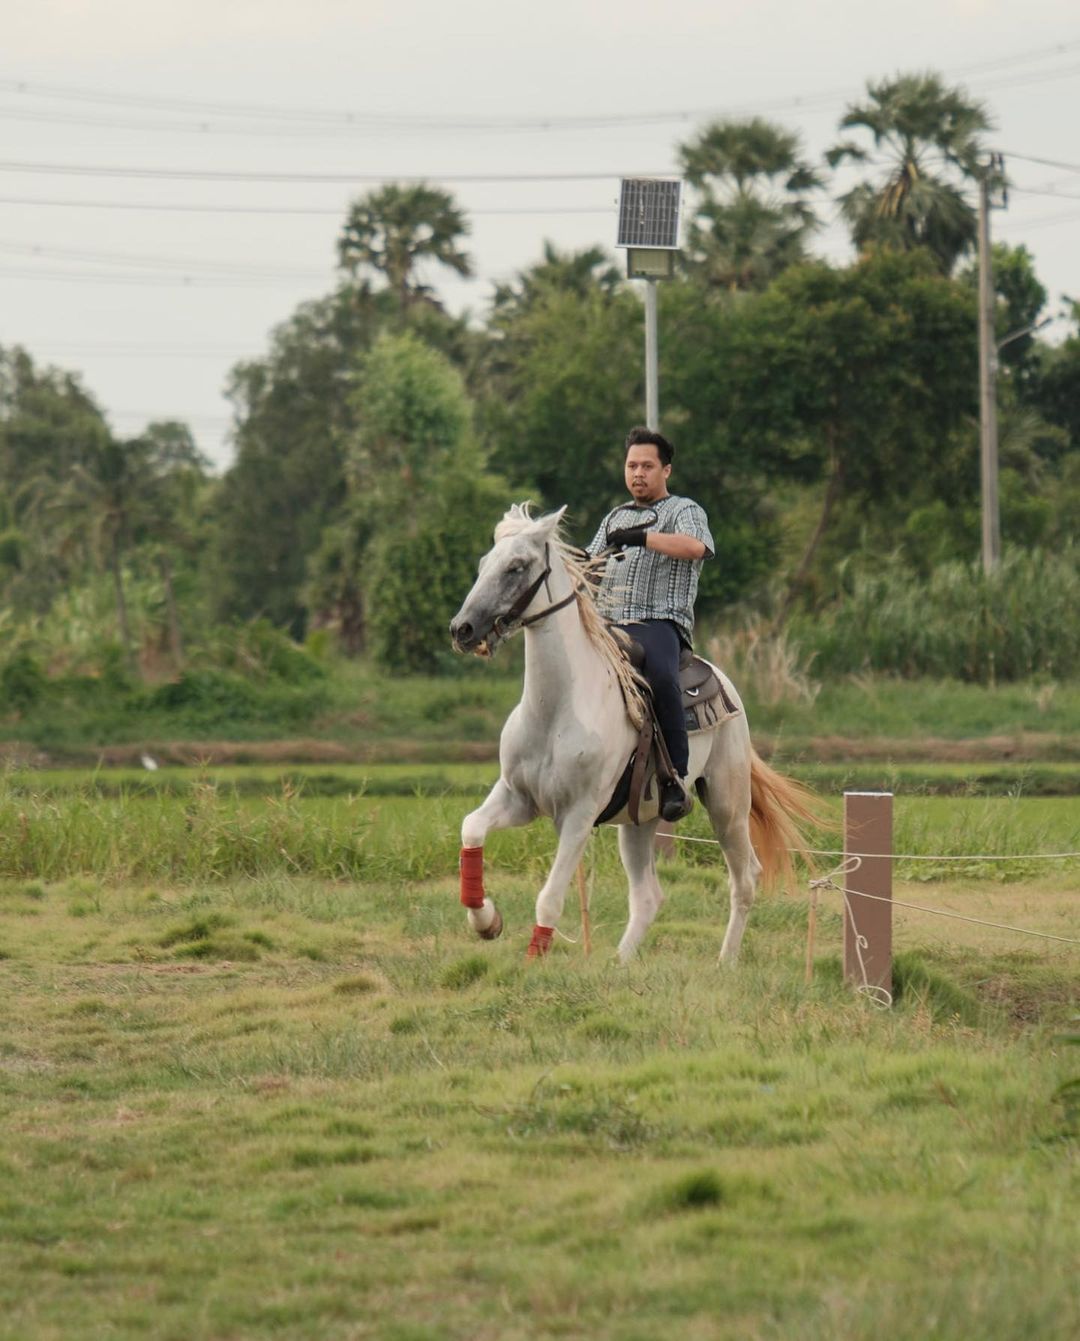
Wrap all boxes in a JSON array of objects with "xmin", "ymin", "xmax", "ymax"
[
  {"xmin": 594, "ymin": 636, "xmax": 740, "ymax": 827},
  {"xmin": 622, "ymin": 638, "xmax": 739, "ymax": 732}
]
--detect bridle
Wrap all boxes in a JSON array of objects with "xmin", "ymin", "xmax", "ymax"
[{"xmin": 492, "ymin": 542, "xmax": 579, "ymax": 639}]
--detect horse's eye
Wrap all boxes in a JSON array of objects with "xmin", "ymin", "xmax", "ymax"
[{"xmin": 508, "ymin": 561, "xmax": 526, "ymax": 574}]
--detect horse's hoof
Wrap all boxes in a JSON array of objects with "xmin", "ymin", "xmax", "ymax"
[
  {"xmin": 476, "ymin": 906, "xmax": 503, "ymax": 940},
  {"xmin": 525, "ymin": 924, "xmax": 554, "ymax": 958}
]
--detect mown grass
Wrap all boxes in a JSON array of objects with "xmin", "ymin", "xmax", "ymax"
[{"xmin": 0, "ymin": 780, "xmax": 1077, "ymax": 1339}]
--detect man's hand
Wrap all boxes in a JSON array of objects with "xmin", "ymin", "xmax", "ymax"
[{"xmin": 606, "ymin": 524, "xmax": 649, "ymax": 549}]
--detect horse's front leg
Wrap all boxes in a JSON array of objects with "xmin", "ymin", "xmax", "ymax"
[
  {"xmin": 460, "ymin": 779, "xmax": 535, "ymax": 939},
  {"xmin": 528, "ymin": 803, "xmax": 598, "ymax": 959}
]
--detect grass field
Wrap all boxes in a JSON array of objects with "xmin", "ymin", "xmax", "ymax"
[
  {"xmin": 1, "ymin": 771, "xmax": 1077, "ymax": 1339},
  {"xmin": 4, "ymin": 662, "xmax": 1080, "ymax": 765}
]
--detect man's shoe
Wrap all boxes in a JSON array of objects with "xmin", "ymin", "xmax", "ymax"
[{"xmin": 659, "ymin": 776, "xmax": 694, "ymax": 823}]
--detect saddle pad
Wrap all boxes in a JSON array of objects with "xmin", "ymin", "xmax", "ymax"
[{"xmin": 680, "ymin": 653, "xmax": 739, "ymax": 732}]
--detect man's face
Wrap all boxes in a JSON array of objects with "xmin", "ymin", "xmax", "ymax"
[{"xmin": 624, "ymin": 443, "xmax": 671, "ymax": 503}]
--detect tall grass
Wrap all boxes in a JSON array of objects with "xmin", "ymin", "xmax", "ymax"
[
  {"xmin": 792, "ymin": 547, "xmax": 1080, "ymax": 682},
  {"xmin": 2, "ymin": 768, "xmax": 1075, "ymax": 886},
  {"xmin": 705, "ymin": 620, "xmax": 820, "ymax": 706}
]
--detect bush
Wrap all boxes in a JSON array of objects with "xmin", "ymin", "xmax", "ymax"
[
  {"xmin": 146, "ymin": 668, "xmax": 329, "ymax": 730},
  {"xmin": 793, "ymin": 547, "xmax": 1080, "ymax": 681},
  {"xmin": 201, "ymin": 619, "xmax": 327, "ymax": 685},
  {"xmin": 0, "ymin": 650, "xmax": 47, "ymax": 710}
]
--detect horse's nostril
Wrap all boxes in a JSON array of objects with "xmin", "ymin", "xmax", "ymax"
[{"xmin": 455, "ymin": 621, "xmax": 473, "ymax": 644}]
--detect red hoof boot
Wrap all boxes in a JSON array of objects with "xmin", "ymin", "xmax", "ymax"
[{"xmin": 526, "ymin": 924, "xmax": 554, "ymax": 959}]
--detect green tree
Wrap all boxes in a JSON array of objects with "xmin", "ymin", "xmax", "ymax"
[
  {"xmin": 1031, "ymin": 304, "xmax": 1080, "ymax": 450},
  {"xmin": 827, "ymin": 73, "xmax": 992, "ymax": 273},
  {"xmin": 317, "ymin": 331, "xmax": 505, "ymax": 669},
  {"xmin": 684, "ymin": 250, "xmax": 979, "ymax": 603},
  {"xmin": 959, "ymin": 242, "xmax": 1048, "ymax": 392},
  {"xmin": 39, "ymin": 433, "xmax": 193, "ymax": 669},
  {"xmin": 337, "ymin": 183, "xmax": 472, "ymax": 308},
  {"xmin": 214, "ymin": 287, "xmax": 384, "ymax": 634},
  {"xmin": 480, "ymin": 282, "xmax": 643, "ymax": 534},
  {"xmin": 491, "ymin": 242, "xmax": 622, "ymax": 319},
  {"xmin": 215, "ymin": 275, "xmax": 479, "ymax": 637},
  {"xmin": 126, "ymin": 420, "xmax": 212, "ymax": 665},
  {"xmin": 0, "ymin": 346, "xmax": 113, "ymax": 613},
  {"xmin": 678, "ymin": 118, "xmax": 823, "ymax": 291}
]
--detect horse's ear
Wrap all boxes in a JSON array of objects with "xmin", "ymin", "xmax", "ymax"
[{"xmin": 540, "ymin": 505, "xmax": 567, "ymax": 534}]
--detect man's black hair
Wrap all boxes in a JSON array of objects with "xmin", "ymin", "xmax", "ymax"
[{"xmin": 625, "ymin": 425, "xmax": 674, "ymax": 466}]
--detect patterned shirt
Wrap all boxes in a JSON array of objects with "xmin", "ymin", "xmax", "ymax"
[{"xmin": 586, "ymin": 494, "xmax": 714, "ymax": 645}]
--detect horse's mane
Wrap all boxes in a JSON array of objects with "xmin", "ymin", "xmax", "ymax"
[{"xmin": 494, "ymin": 504, "xmax": 647, "ymax": 728}]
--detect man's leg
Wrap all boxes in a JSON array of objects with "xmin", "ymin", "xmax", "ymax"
[{"xmin": 619, "ymin": 621, "xmax": 693, "ymax": 820}]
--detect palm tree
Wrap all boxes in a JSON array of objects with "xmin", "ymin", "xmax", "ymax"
[
  {"xmin": 31, "ymin": 427, "xmax": 207, "ymax": 671},
  {"xmin": 337, "ymin": 183, "xmax": 473, "ymax": 307},
  {"xmin": 827, "ymin": 73, "xmax": 993, "ymax": 273},
  {"xmin": 491, "ymin": 242, "xmax": 622, "ymax": 318},
  {"xmin": 677, "ymin": 118, "xmax": 823, "ymax": 291}
]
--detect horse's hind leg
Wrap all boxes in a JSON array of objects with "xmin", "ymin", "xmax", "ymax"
[
  {"xmin": 460, "ymin": 780, "xmax": 534, "ymax": 938},
  {"xmin": 615, "ymin": 821, "xmax": 664, "ymax": 962},
  {"xmin": 702, "ymin": 728, "xmax": 762, "ymax": 966}
]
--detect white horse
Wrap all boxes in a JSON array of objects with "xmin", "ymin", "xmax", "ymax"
[{"xmin": 449, "ymin": 504, "xmax": 815, "ymax": 963}]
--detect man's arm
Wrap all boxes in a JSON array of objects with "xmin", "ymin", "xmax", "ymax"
[{"xmin": 644, "ymin": 531, "xmax": 707, "ymax": 560}]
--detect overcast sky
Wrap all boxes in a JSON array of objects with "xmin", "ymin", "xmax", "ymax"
[{"xmin": 4, "ymin": 1, "xmax": 1079, "ymax": 471}]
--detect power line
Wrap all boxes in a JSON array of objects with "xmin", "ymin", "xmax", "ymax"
[
  {"xmin": 998, "ymin": 205, "xmax": 1080, "ymax": 230},
  {"xmin": 0, "ymin": 264, "xmax": 318, "ymax": 288},
  {"xmin": 1010, "ymin": 184, "xmax": 1080, "ymax": 203},
  {"xmin": 0, "ymin": 238, "xmax": 329, "ymax": 278},
  {"xmin": 3, "ymin": 36, "xmax": 1079, "ymax": 130},
  {"xmin": 0, "ymin": 159, "xmax": 663, "ymax": 184},
  {"xmin": 1003, "ymin": 150, "xmax": 1080, "ymax": 174},
  {"xmin": 0, "ymin": 194, "xmax": 614, "ymax": 217},
  {"xmin": 26, "ymin": 344, "xmax": 261, "ymax": 358}
]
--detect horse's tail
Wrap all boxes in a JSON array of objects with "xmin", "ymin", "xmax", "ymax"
[{"xmin": 748, "ymin": 747, "xmax": 828, "ymax": 893}]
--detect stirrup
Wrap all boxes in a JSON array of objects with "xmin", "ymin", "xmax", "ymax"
[{"xmin": 660, "ymin": 776, "xmax": 694, "ymax": 823}]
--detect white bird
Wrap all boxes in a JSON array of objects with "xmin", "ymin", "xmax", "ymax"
[{"xmin": 140, "ymin": 753, "xmax": 159, "ymax": 771}]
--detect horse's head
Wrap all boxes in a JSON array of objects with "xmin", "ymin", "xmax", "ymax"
[{"xmin": 450, "ymin": 503, "xmax": 567, "ymax": 657}]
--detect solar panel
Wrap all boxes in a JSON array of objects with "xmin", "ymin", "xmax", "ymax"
[{"xmin": 616, "ymin": 178, "xmax": 682, "ymax": 249}]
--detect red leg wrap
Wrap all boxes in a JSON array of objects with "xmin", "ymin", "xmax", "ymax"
[
  {"xmin": 526, "ymin": 924, "xmax": 554, "ymax": 958},
  {"xmin": 459, "ymin": 846, "xmax": 485, "ymax": 909}
]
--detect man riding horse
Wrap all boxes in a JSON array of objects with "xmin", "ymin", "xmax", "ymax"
[{"xmin": 586, "ymin": 426, "xmax": 714, "ymax": 824}]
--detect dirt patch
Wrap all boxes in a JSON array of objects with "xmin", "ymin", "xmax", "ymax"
[
  {"xmin": 6, "ymin": 732, "xmax": 1079, "ymax": 769},
  {"xmin": 757, "ymin": 733, "xmax": 1080, "ymax": 763}
]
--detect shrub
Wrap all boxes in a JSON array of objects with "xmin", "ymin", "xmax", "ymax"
[
  {"xmin": 0, "ymin": 650, "xmax": 47, "ymax": 710},
  {"xmin": 792, "ymin": 547, "xmax": 1080, "ymax": 682}
]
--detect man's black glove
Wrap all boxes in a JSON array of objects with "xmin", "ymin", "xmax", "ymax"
[{"xmin": 606, "ymin": 525, "xmax": 649, "ymax": 550}]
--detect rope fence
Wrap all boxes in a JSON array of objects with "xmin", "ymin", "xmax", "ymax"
[
  {"xmin": 657, "ymin": 832, "xmax": 1080, "ymax": 863},
  {"xmin": 608, "ymin": 791, "xmax": 1078, "ymax": 1004},
  {"xmin": 810, "ymin": 855, "xmax": 1080, "ymax": 946}
]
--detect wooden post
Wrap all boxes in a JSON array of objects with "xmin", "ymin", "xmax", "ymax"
[
  {"xmin": 843, "ymin": 792, "xmax": 893, "ymax": 1000},
  {"xmin": 804, "ymin": 882, "xmax": 818, "ymax": 985},
  {"xmin": 576, "ymin": 863, "xmax": 592, "ymax": 957}
]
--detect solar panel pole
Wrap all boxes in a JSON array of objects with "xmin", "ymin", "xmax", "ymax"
[
  {"xmin": 616, "ymin": 178, "xmax": 682, "ymax": 433},
  {"xmin": 644, "ymin": 279, "xmax": 659, "ymax": 429}
]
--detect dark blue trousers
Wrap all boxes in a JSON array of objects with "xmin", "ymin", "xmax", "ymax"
[{"xmin": 616, "ymin": 620, "xmax": 688, "ymax": 777}]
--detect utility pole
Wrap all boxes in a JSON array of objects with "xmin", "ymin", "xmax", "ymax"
[
  {"xmin": 616, "ymin": 178, "xmax": 682, "ymax": 433},
  {"xmin": 977, "ymin": 153, "xmax": 1006, "ymax": 573},
  {"xmin": 644, "ymin": 279, "xmax": 659, "ymax": 428}
]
